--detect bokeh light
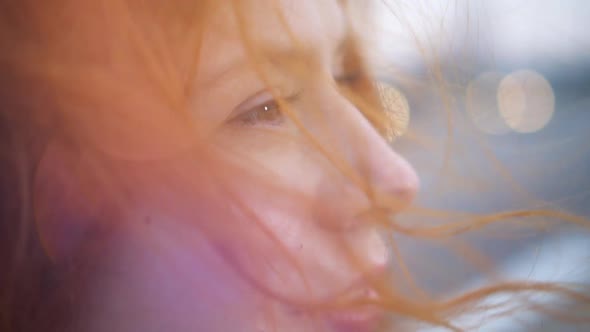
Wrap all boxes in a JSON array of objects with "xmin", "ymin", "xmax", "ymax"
[
  {"xmin": 375, "ymin": 82, "xmax": 410, "ymax": 139},
  {"xmin": 497, "ymin": 70, "xmax": 555, "ymax": 133}
]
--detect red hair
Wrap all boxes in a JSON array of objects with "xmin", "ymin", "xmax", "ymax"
[{"xmin": 0, "ymin": 1, "xmax": 588, "ymax": 331}]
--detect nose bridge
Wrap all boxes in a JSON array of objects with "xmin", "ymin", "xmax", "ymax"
[{"xmin": 327, "ymin": 91, "xmax": 419, "ymax": 212}]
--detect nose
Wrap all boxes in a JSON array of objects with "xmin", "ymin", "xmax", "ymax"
[
  {"xmin": 311, "ymin": 87, "xmax": 419, "ymax": 228},
  {"xmin": 349, "ymin": 131, "xmax": 418, "ymax": 282},
  {"xmin": 308, "ymin": 83, "xmax": 419, "ymax": 277},
  {"xmin": 341, "ymin": 98, "xmax": 420, "ymax": 214},
  {"xmin": 363, "ymin": 138, "xmax": 419, "ymax": 212},
  {"xmin": 315, "ymin": 89, "xmax": 420, "ymax": 277}
]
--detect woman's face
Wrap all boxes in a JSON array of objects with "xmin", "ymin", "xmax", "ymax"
[{"xmin": 55, "ymin": 1, "xmax": 419, "ymax": 331}]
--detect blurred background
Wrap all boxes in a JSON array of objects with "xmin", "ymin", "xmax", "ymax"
[{"xmin": 369, "ymin": 1, "xmax": 590, "ymax": 330}]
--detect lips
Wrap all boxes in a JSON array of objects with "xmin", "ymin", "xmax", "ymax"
[
  {"xmin": 285, "ymin": 287, "xmax": 387, "ymax": 332},
  {"xmin": 324, "ymin": 305, "xmax": 385, "ymax": 332},
  {"xmin": 321, "ymin": 286, "xmax": 388, "ymax": 332}
]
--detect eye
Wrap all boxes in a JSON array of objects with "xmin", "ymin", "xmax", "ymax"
[
  {"xmin": 228, "ymin": 91, "xmax": 289, "ymax": 127},
  {"xmin": 336, "ymin": 71, "xmax": 369, "ymax": 92},
  {"xmin": 336, "ymin": 72, "xmax": 363, "ymax": 86},
  {"xmin": 231, "ymin": 100, "xmax": 284, "ymax": 126}
]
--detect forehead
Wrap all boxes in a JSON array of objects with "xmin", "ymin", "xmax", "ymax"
[{"xmin": 197, "ymin": 0, "xmax": 347, "ymax": 82}]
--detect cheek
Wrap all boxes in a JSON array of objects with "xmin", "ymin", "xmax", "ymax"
[
  {"xmin": 227, "ymin": 175, "xmax": 366, "ymax": 300},
  {"xmin": 74, "ymin": 219, "xmax": 261, "ymax": 332},
  {"xmin": 224, "ymin": 137, "xmax": 326, "ymax": 246}
]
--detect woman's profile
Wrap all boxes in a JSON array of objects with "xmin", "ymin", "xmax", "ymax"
[{"xmin": 0, "ymin": 1, "xmax": 587, "ymax": 331}]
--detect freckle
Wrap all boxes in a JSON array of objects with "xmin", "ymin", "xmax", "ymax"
[{"xmin": 144, "ymin": 216, "xmax": 151, "ymax": 225}]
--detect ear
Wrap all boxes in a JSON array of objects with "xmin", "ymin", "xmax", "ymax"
[{"xmin": 33, "ymin": 141, "xmax": 110, "ymax": 262}]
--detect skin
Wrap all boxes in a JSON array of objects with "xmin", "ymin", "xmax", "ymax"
[{"xmin": 34, "ymin": 0, "xmax": 419, "ymax": 331}]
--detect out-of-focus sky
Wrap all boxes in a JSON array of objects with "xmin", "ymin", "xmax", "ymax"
[
  {"xmin": 374, "ymin": 0, "xmax": 590, "ymax": 71},
  {"xmin": 468, "ymin": 0, "xmax": 590, "ymax": 66}
]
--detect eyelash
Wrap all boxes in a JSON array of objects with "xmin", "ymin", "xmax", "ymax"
[
  {"xmin": 230, "ymin": 99, "xmax": 286, "ymax": 126},
  {"xmin": 229, "ymin": 91, "xmax": 300, "ymax": 127},
  {"xmin": 229, "ymin": 71, "xmax": 365, "ymax": 127},
  {"xmin": 336, "ymin": 72, "xmax": 365, "ymax": 88}
]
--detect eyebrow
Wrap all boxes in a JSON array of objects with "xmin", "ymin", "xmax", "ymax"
[{"xmin": 199, "ymin": 31, "xmax": 352, "ymax": 89}]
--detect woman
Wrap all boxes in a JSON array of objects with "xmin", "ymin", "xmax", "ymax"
[{"xmin": 0, "ymin": 1, "xmax": 586, "ymax": 331}]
